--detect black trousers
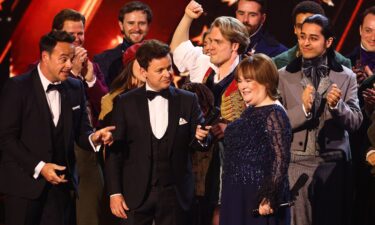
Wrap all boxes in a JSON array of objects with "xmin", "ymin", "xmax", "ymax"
[
  {"xmin": 4, "ymin": 184, "xmax": 75, "ymax": 225},
  {"xmin": 121, "ymin": 185, "xmax": 188, "ymax": 225}
]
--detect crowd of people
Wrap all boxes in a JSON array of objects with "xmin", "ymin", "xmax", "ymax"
[{"xmin": 0, "ymin": 1, "xmax": 374, "ymax": 225}]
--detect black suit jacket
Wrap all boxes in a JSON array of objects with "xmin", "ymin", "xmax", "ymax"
[
  {"xmin": 0, "ymin": 68, "xmax": 93, "ymax": 199},
  {"xmin": 105, "ymin": 86, "xmax": 205, "ymax": 210}
]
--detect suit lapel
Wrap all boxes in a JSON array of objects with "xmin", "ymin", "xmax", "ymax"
[
  {"xmin": 60, "ymin": 83, "xmax": 72, "ymax": 154},
  {"xmin": 138, "ymin": 86, "xmax": 152, "ymax": 149},
  {"xmin": 329, "ymin": 70, "xmax": 347, "ymax": 90},
  {"xmin": 32, "ymin": 70, "xmax": 53, "ymax": 148},
  {"xmin": 167, "ymin": 87, "xmax": 180, "ymax": 155}
]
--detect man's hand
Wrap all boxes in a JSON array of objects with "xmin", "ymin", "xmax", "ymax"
[
  {"xmin": 40, "ymin": 163, "xmax": 68, "ymax": 185},
  {"xmin": 327, "ymin": 83, "xmax": 342, "ymax": 108},
  {"xmin": 185, "ymin": 0, "xmax": 204, "ymax": 19},
  {"xmin": 352, "ymin": 65, "xmax": 373, "ymax": 86},
  {"xmin": 110, "ymin": 195, "xmax": 129, "ymax": 219},
  {"xmin": 71, "ymin": 46, "xmax": 88, "ymax": 76},
  {"xmin": 83, "ymin": 60, "xmax": 95, "ymax": 82},
  {"xmin": 258, "ymin": 198, "xmax": 274, "ymax": 216},
  {"xmin": 211, "ymin": 122, "xmax": 227, "ymax": 140},
  {"xmin": 195, "ymin": 125, "xmax": 211, "ymax": 141},
  {"xmin": 91, "ymin": 126, "xmax": 116, "ymax": 146},
  {"xmin": 302, "ymin": 84, "xmax": 315, "ymax": 113}
]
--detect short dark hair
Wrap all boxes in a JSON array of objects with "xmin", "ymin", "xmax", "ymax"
[
  {"xmin": 52, "ymin": 9, "xmax": 86, "ymax": 30},
  {"xmin": 39, "ymin": 30, "xmax": 75, "ymax": 55},
  {"xmin": 136, "ymin": 40, "xmax": 170, "ymax": 70},
  {"xmin": 118, "ymin": 1, "xmax": 153, "ymax": 23},
  {"xmin": 291, "ymin": 1, "xmax": 325, "ymax": 24},
  {"xmin": 360, "ymin": 6, "xmax": 375, "ymax": 25},
  {"xmin": 303, "ymin": 14, "xmax": 333, "ymax": 40},
  {"xmin": 235, "ymin": 0, "xmax": 267, "ymax": 14}
]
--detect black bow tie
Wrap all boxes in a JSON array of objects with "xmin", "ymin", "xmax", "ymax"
[
  {"xmin": 146, "ymin": 89, "xmax": 170, "ymax": 101},
  {"xmin": 47, "ymin": 83, "xmax": 63, "ymax": 93}
]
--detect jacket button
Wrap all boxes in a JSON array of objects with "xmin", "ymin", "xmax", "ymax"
[{"xmin": 299, "ymin": 142, "xmax": 303, "ymax": 146}]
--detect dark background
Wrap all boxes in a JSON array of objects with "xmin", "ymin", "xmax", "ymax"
[{"xmin": 0, "ymin": 0, "xmax": 373, "ymax": 90}]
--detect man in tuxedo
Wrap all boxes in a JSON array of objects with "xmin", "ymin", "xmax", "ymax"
[
  {"xmin": 0, "ymin": 30, "xmax": 114, "ymax": 225},
  {"xmin": 106, "ymin": 39, "xmax": 210, "ymax": 225}
]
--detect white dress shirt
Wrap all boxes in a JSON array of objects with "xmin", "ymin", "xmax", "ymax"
[
  {"xmin": 173, "ymin": 40, "xmax": 240, "ymax": 84},
  {"xmin": 33, "ymin": 64, "xmax": 98, "ymax": 179},
  {"xmin": 146, "ymin": 83, "xmax": 169, "ymax": 139}
]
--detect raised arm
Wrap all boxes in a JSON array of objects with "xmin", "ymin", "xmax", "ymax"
[{"xmin": 170, "ymin": 0, "xmax": 204, "ymax": 52}]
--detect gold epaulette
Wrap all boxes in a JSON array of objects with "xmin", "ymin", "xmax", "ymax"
[{"xmin": 220, "ymin": 80, "xmax": 245, "ymax": 122}]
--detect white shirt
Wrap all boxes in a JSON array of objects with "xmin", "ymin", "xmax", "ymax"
[
  {"xmin": 173, "ymin": 40, "xmax": 239, "ymax": 83},
  {"xmin": 38, "ymin": 65, "xmax": 61, "ymax": 126},
  {"xmin": 34, "ymin": 64, "xmax": 98, "ymax": 179},
  {"xmin": 146, "ymin": 83, "xmax": 169, "ymax": 139}
]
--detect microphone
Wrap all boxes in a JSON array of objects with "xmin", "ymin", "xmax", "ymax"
[
  {"xmin": 251, "ymin": 173, "xmax": 309, "ymax": 217},
  {"xmin": 200, "ymin": 106, "xmax": 221, "ymax": 129},
  {"xmin": 189, "ymin": 106, "xmax": 220, "ymax": 148}
]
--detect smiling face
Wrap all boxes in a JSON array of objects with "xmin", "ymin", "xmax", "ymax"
[
  {"xmin": 62, "ymin": 20, "xmax": 85, "ymax": 47},
  {"xmin": 360, "ymin": 13, "xmax": 375, "ymax": 52},
  {"xmin": 237, "ymin": 74, "xmax": 268, "ymax": 106},
  {"xmin": 119, "ymin": 10, "xmax": 150, "ymax": 44},
  {"xmin": 141, "ymin": 55, "xmax": 172, "ymax": 91},
  {"xmin": 41, "ymin": 42, "xmax": 74, "ymax": 82},
  {"xmin": 298, "ymin": 23, "xmax": 332, "ymax": 59}
]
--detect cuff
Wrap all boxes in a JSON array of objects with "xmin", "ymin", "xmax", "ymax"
[
  {"xmin": 89, "ymin": 133, "xmax": 101, "ymax": 152},
  {"xmin": 110, "ymin": 193, "xmax": 123, "ymax": 198},
  {"xmin": 86, "ymin": 76, "xmax": 97, "ymax": 88},
  {"xmin": 33, "ymin": 161, "xmax": 46, "ymax": 179}
]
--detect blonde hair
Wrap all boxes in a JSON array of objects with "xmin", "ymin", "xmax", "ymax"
[{"xmin": 210, "ymin": 16, "xmax": 249, "ymax": 54}]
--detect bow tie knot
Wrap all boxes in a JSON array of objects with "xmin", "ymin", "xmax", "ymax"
[
  {"xmin": 146, "ymin": 89, "xmax": 170, "ymax": 101},
  {"xmin": 47, "ymin": 83, "xmax": 63, "ymax": 93}
]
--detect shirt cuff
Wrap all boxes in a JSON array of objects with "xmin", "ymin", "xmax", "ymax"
[
  {"xmin": 86, "ymin": 76, "xmax": 96, "ymax": 88},
  {"xmin": 110, "ymin": 193, "xmax": 123, "ymax": 198},
  {"xmin": 89, "ymin": 133, "xmax": 101, "ymax": 152},
  {"xmin": 33, "ymin": 161, "xmax": 46, "ymax": 179}
]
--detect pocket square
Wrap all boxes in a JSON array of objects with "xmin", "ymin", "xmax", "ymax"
[
  {"xmin": 179, "ymin": 118, "xmax": 188, "ymax": 125},
  {"xmin": 72, "ymin": 105, "xmax": 80, "ymax": 110}
]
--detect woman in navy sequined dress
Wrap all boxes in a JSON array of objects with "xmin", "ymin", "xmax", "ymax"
[{"xmin": 220, "ymin": 54, "xmax": 292, "ymax": 225}]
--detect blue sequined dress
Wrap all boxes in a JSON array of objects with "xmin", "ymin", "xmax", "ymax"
[{"xmin": 220, "ymin": 104, "xmax": 292, "ymax": 225}]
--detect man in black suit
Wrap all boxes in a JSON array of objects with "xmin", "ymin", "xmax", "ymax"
[
  {"xmin": 94, "ymin": 1, "xmax": 152, "ymax": 87},
  {"xmin": 106, "ymin": 40, "xmax": 210, "ymax": 225},
  {"xmin": 0, "ymin": 30, "xmax": 114, "ymax": 225}
]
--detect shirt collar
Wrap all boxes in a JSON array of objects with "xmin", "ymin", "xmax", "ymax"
[{"xmin": 37, "ymin": 63, "xmax": 61, "ymax": 92}]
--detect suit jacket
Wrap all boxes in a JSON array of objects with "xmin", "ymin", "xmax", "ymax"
[
  {"xmin": 0, "ymin": 68, "xmax": 93, "ymax": 199},
  {"xmin": 93, "ymin": 40, "xmax": 132, "ymax": 87},
  {"xmin": 278, "ymin": 56, "xmax": 363, "ymax": 160},
  {"xmin": 105, "ymin": 85, "xmax": 205, "ymax": 210}
]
